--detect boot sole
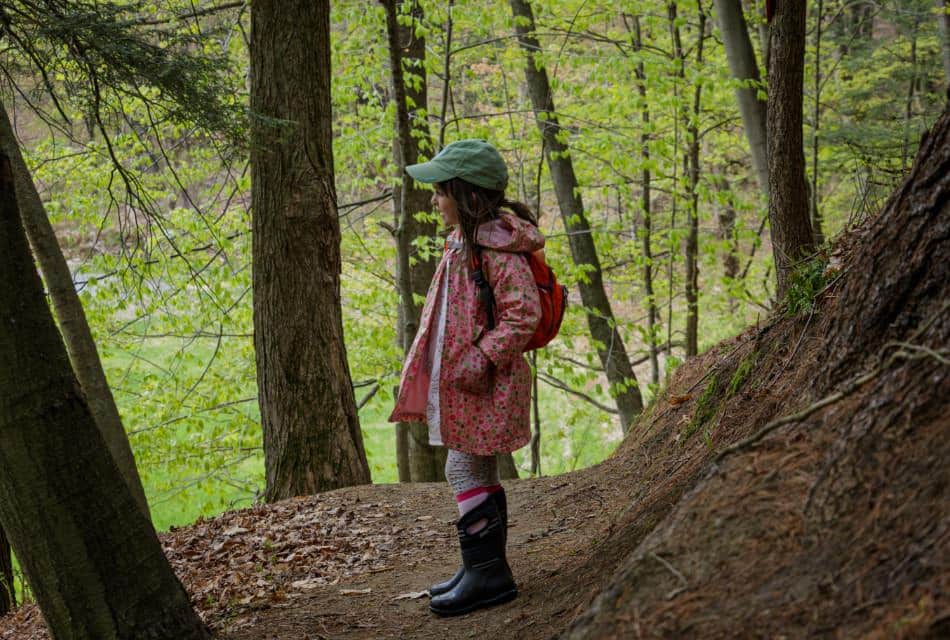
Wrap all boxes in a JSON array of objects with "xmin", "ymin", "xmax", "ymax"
[{"xmin": 428, "ymin": 587, "xmax": 518, "ymax": 617}]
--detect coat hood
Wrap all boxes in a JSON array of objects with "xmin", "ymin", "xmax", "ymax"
[{"xmin": 474, "ymin": 212, "xmax": 545, "ymax": 253}]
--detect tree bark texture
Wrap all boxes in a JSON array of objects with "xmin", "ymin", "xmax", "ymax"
[
  {"xmin": 381, "ymin": 0, "xmax": 444, "ymax": 483},
  {"xmin": 0, "ymin": 103, "xmax": 151, "ymax": 520},
  {"xmin": 766, "ymin": 0, "xmax": 814, "ymax": 300},
  {"xmin": 713, "ymin": 0, "xmax": 770, "ymax": 195},
  {"xmin": 250, "ymin": 0, "xmax": 371, "ymax": 501},
  {"xmin": 0, "ymin": 524, "xmax": 12, "ymax": 615},
  {"xmin": 0, "ymin": 152, "xmax": 209, "ymax": 640},
  {"xmin": 510, "ymin": 0, "xmax": 644, "ymax": 432}
]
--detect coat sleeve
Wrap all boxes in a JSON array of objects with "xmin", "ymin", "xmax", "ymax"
[{"xmin": 476, "ymin": 251, "xmax": 541, "ymax": 368}]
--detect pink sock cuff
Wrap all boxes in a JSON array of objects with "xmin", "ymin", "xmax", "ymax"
[
  {"xmin": 455, "ymin": 484, "xmax": 502, "ymax": 503},
  {"xmin": 455, "ymin": 486, "xmax": 489, "ymax": 502}
]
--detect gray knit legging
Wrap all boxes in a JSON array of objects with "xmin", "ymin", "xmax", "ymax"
[{"xmin": 445, "ymin": 449, "xmax": 500, "ymax": 496}]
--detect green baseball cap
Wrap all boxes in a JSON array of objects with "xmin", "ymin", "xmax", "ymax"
[{"xmin": 406, "ymin": 139, "xmax": 508, "ymax": 191}]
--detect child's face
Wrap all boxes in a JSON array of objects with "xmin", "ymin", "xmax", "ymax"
[{"xmin": 431, "ymin": 186, "xmax": 460, "ymax": 227}]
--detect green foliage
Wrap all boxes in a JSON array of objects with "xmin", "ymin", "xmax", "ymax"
[
  {"xmin": 784, "ymin": 256, "xmax": 832, "ymax": 317},
  {"xmin": 2, "ymin": 0, "xmax": 243, "ymax": 141},
  {"xmin": 3, "ymin": 0, "xmax": 941, "ymax": 533}
]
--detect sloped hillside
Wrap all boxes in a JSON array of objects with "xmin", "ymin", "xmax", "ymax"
[{"xmin": 563, "ymin": 106, "xmax": 949, "ymax": 638}]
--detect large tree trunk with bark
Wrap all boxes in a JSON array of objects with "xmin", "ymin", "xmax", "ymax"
[
  {"xmin": 381, "ymin": 0, "xmax": 445, "ymax": 483},
  {"xmin": 713, "ymin": 0, "xmax": 769, "ymax": 195},
  {"xmin": 510, "ymin": 0, "xmax": 644, "ymax": 432},
  {"xmin": 766, "ymin": 0, "xmax": 814, "ymax": 300},
  {"xmin": 250, "ymin": 0, "xmax": 371, "ymax": 501},
  {"xmin": 0, "ymin": 103, "xmax": 150, "ymax": 520},
  {"xmin": 0, "ymin": 152, "xmax": 209, "ymax": 639},
  {"xmin": 0, "ymin": 525, "xmax": 12, "ymax": 616}
]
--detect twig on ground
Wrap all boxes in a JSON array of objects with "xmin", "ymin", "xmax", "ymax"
[
  {"xmin": 771, "ymin": 306, "xmax": 816, "ymax": 383},
  {"xmin": 649, "ymin": 552, "xmax": 688, "ymax": 599},
  {"xmin": 715, "ymin": 302, "xmax": 949, "ymax": 463}
]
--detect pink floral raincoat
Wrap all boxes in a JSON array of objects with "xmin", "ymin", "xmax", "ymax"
[{"xmin": 389, "ymin": 213, "xmax": 543, "ymax": 455}]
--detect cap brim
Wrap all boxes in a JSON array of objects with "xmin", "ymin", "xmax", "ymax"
[{"xmin": 406, "ymin": 161, "xmax": 455, "ymax": 184}]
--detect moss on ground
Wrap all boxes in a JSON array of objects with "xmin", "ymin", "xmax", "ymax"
[
  {"xmin": 727, "ymin": 352, "xmax": 757, "ymax": 398},
  {"xmin": 681, "ymin": 373, "xmax": 719, "ymax": 443}
]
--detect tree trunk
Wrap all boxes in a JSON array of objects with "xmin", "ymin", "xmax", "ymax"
[
  {"xmin": 675, "ymin": 2, "xmax": 707, "ymax": 358},
  {"xmin": 810, "ymin": 0, "xmax": 825, "ymax": 245},
  {"xmin": 396, "ymin": 421, "xmax": 410, "ymax": 483},
  {"xmin": 712, "ymin": 173, "xmax": 740, "ymax": 285},
  {"xmin": 749, "ymin": 0, "xmax": 772, "ymax": 73},
  {"xmin": 713, "ymin": 0, "xmax": 769, "ymax": 195},
  {"xmin": 381, "ymin": 0, "xmax": 444, "ymax": 483},
  {"xmin": 766, "ymin": 0, "xmax": 814, "ymax": 300},
  {"xmin": 902, "ymin": 20, "xmax": 921, "ymax": 172},
  {"xmin": 0, "ymin": 151, "xmax": 209, "ymax": 639},
  {"xmin": 497, "ymin": 453, "xmax": 519, "ymax": 480},
  {"xmin": 627, "ymin": 13, "xmax": 661, "ymax": 387},
  {"xmin": 938, "ymin": 0, "xmax": 950, "ymax": 89},
  {"xmin": 510, "ymin": 0, "xmax": 644, "ymax": 433},
  {"xmin": 250, "ymin": 0, "xmax": 371, "ymax": 501},
  {"xmin": 855, "ymin": 1, "xmax": 875, "ymax": 40},
  {"xmin": 0, "ymin": 104, "xmax": 151, "ymax": 521},
  {"xmin": 0, "ymin": 524, "xmax": 12, "ymax": 615},
  {"xmin": 530, "ymin": 351, "xmax": 541, "ymax": 475}
]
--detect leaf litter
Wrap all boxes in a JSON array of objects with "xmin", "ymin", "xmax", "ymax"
[{"xmin": 0, "ymin": 491, "xmax": 450, "ymax": 638}]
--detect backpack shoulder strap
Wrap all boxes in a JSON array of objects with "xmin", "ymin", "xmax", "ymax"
[{"xmin": 470, "ymin": 245, "xmax": 496, "ymax": 331}]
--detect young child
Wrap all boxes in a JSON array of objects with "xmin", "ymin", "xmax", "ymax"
[{"xmin": 389, "ymin": 139, "xmax": 543, "ymax": 616}]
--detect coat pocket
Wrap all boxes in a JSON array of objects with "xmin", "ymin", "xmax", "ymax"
[{"xmin": 452, "ymin": 345, "xmax": 493, "ymax": 395}]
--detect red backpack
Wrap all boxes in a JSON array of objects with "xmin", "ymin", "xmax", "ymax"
[{"xmin": 470, "ymin": 245, "xmax": 567, "ymax": 351}]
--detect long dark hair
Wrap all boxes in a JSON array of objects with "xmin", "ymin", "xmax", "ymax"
[{"xmin": 437, "ymin": 178, "xmax": 537, "ymax": 257}]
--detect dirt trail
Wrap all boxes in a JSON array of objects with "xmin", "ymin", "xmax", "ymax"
[
  {"xmin": 218, "ymin": 463, "xmax": 636, "ymax": 640},
  {"xmin": 0, "ymin": 457, "xmax": 638, "ymax": 640}
]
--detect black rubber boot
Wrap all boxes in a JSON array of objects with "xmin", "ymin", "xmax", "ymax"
[
  {"xmin": 429, "ymin": 497, "xmax": 517, "ymax": 616},
  {"xmin": 429, "ymin": 490, "xmax": 508, "ymax": 597},
  {"xmin": 429, "ymin": 566, "xmax": 464, "ymax": 598}
]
